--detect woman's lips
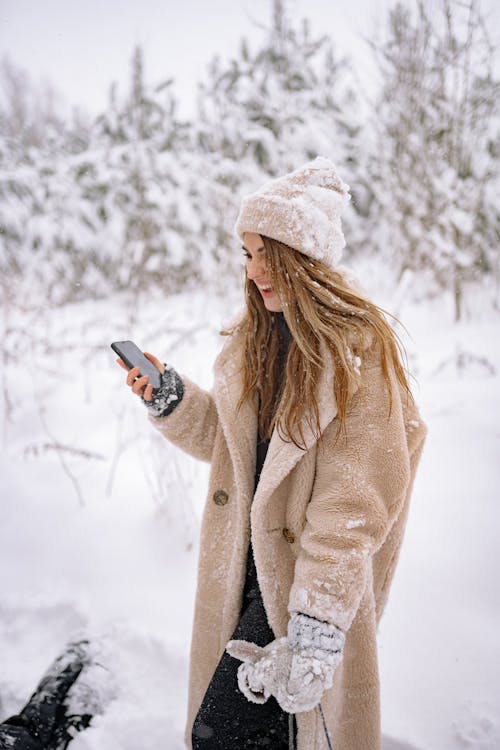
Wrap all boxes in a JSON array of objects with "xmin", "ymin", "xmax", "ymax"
[{"xmin": 256, "ymin": 283, "xmax": 275, "ymax": 297}]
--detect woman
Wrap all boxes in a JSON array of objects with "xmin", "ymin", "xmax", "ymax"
[{"xmin": 117, "ymin": 158, "xmax": 427, "ymax": 750}]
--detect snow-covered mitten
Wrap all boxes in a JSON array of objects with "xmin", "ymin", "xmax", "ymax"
[
  {"xmin": 143, "ymin": 364, "xmax": 184, "ymax": 418},
  {"xmin": 226, "ymin": 613, "xmax": 345, "ymax": 714}
]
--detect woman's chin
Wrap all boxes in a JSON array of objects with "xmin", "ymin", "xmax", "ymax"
[{"xmin": 262, "ymin": 296, "xmax": 283, "ymax": 313}]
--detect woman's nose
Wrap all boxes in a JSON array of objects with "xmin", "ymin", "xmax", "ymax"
[{"xmin": 246, "ymin": 255, "xmax": 266, "ymax": 280}]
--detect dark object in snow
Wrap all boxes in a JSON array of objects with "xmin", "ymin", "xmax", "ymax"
[{"xmin": 0, "ymin": 641, "xmax": 94, "ymax": 750}]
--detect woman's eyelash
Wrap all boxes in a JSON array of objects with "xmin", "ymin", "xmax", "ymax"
[{"xmin": 242, "ymin": 248, "xmax": 265, "ymax": 259}]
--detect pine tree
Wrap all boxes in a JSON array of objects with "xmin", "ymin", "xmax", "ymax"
[
  {"xmin": 368, "ymin": 0, "xmax": 500, "ymax": 319},
  {"xmin": 189, "ymin": 0, "xmax": 362, "ymax": 285},
  {"xmin": 95, "ymin": 46, "xmax": 186, "ymax": 148},
  {"xmin": 196, "ymin": 0, "xmax": 359, "ymax": 174},
  {"xmin": 0, "ymin": 45, "xmax": 197, "ymax": 304}
]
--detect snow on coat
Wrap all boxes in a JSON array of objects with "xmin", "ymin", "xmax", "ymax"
[{"xmin": 149, "ymin": 284, "xmax": 427, "ymax": 750}]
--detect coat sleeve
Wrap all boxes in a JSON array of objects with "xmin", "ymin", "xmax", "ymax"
[
  {"xmin": 288, "ymin": 345, "xmax": 422, "ymax": 633},
  {"xmin": 148, "ymin": 376, "xmax": 218, "ymax": 462}
]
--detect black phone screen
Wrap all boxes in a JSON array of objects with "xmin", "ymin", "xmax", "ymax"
[{"xmin": 111, "ymin": 340, "xmax": 162, "ymax": 391}]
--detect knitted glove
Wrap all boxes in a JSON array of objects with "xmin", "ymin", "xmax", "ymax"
[
  {"xmin": 143, "ymin": 364, "xmax": 184, "ymax": 418},
  {"xmin": 226, "ymin": 613, "xmax": 345, "ymax": 714}
]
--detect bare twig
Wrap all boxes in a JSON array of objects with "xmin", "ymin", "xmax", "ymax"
[
  {"xmin": 23, "ymin": 441, "xmax": 105, "ymax": 460},
  {"xmin": 36, "ymin": 404, "xmax": 86, "ymax": 508},
  {"xmin": 0, "ymin": 285, "xmax": 14, "ymax": 445},
  {"xmin": 105, "ymin": 403, "xmax": 130, "ymax": 497}
]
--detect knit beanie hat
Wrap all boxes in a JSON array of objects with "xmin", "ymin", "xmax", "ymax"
[{"xmin": 235, "ymin": 156, "xmax": 350, "ymax": 268}]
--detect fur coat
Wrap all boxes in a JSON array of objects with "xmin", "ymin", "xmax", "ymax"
[{"xmin": 149, "ymin": 312, "xmax": 427, "ymax": 750}]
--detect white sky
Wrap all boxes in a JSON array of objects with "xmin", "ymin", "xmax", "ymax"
[{"xmin": 1, "ymin": 0, "xmax": 499, "ymax": 119}]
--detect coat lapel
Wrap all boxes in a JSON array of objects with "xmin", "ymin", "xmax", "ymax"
[
  {"xmin": 213, "ymin": 332, "xmax": 257, "ymax": 505},
  {"xmin": 254, "ymin": 345, "xmax": 338, "ymax": 508}
]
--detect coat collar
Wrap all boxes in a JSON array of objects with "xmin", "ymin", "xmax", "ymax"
[
  {"xmin": 254, "ymin": 340, "xmax": 337, "ymax": 507},
  {"xmin": 213, "ymin": 330, "xmax": 338, "ymax": 508},
  {"xmin": 213, "ymin": 332, "xmax": 258, "ymax": 505}
]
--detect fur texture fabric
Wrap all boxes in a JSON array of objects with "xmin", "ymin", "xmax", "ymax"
[
  {"xmin": 234, "ymin": 156, "xmax": 351, "ymax": 268},
  {"xmin": 148, "ymin": 268, "xmax": 428, "ymax": 750}
]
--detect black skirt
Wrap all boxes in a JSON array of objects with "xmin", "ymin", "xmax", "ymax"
[{"xmin": 191, "ymin": 544, "xmax": 296, "ymax": 749}]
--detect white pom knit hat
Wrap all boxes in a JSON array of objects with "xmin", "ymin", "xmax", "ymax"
[{"xmin": 235, "ymin": 156, "xmax": 351, "ymax": 268}]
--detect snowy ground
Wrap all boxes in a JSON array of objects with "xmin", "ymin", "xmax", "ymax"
[{"xmin": 0, "ymin": 272, "xmax": 499, "ymax": 750}]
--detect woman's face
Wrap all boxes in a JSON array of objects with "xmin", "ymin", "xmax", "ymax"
[{"xmin": 242, "ymin": 232, "xmax": 283, "ymax": 313}]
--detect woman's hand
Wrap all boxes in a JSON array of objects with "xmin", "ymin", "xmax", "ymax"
[
  {"xmin": 116, "ymin": 352, "xmax": 164, "ymax": 403},
  {"xmin": 226, "ymin": 613, "xmax": 345, "ymax": 713}
]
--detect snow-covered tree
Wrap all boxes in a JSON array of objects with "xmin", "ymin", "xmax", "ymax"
[
  {"xmin": 95, "ymin": 46, "xmax": 189, "ymax": 151},
  {"xmin": 187, "ymin": 0, "xmax": 364, "ymax": 284},
  {"xmin": 77, "ymin": 45, "xmax": 198, "ymax": 296},
  {"xmin": 368, "ymin": 0, "xmax": 500, "ymax": 319},
  {"xmin": 0, "ymin": 44, "xmax": 201, "ymax": 304},
  {"xmin": 196, "ymin": 0, "xmax": 359, "ymax": 173},
  {"xmin": 0, "ymin": 56, "xmax": 65, "ymax": 161},
  {"xmin": 0, "ymin": 56, "xmax": 92, "ymax": 168}
]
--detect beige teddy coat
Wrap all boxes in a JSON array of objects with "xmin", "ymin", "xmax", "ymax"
[{"xmin": 149, "ymin": 311, "xmax": 427, "ymax": 750}]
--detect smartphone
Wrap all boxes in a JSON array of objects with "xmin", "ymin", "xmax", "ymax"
[{"xmin": 111, "ymin": 340, "xmax": 162, "ymax": 392}]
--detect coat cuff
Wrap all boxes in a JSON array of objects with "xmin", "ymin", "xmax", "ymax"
[{"xmin": 143, "ymin": 364, "xmax": 184, "ymax": 418}]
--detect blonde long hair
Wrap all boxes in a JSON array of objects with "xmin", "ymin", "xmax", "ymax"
[{"xmin": 225, "ymin": 236, "xmax": 413, "ymax": 448}]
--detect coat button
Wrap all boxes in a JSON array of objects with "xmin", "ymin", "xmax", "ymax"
[
  {"xmin": 213, "ymin": 489, "xmax": 229, "ymax": 506},
  {"xmin": 282, "ymin": 527, "xmax": 295, "ymax": 544}
]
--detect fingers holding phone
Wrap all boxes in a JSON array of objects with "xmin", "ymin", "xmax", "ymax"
[
  {"xmin": 117, "ymin": 362, "xmax": 156, "ymax": 402},
  {"xmin": 127, "ymin": 366, "xmax": 152, "ymax": 399},
  {"xmin": 112, "ymin": 341, "xmax": 165, "ymax": 403}
]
